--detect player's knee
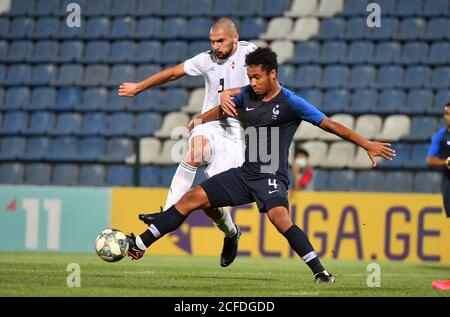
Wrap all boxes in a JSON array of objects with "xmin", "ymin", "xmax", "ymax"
[
  {"xmin": 267, "ymin": 207, "xmax": 293, "ymax": 233},
  {"xmin": 186, "ymin": 136, "xmax": 211, "ymax": 165}
]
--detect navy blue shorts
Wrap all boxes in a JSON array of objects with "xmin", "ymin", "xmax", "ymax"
[{"xmin": 199, "ymin": 167, "xmax": 289, "ymax": 213}]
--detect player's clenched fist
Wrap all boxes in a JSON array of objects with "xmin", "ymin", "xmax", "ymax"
[{"xmin": 118, "ymin": 82, "xmax": 141, "ymax": 97}]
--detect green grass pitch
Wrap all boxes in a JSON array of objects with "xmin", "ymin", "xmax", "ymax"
[{"xmin": 0, "ymin": 252, "xmax": 449, "ymax": 297}]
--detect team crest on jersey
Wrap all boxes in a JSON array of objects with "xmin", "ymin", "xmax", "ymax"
[{"xmin": 272, "ymin": 105, "xmax": 280, "ymax": 120}]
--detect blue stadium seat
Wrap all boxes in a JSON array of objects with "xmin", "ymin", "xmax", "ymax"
[
  {"xmin": 318, "ymin": 41, "xmax": 347, "ymax": 64},
  {"xmin": 103, "ymin": 138, "xmax": 135, "ymax": 163},
  {"xmin": 140, "ymin": 166, "xmax": 160, "ymax": 187},
  {"xmin": 132, "ymin": 18, "xmax": 162, "ymax": 39},
  {"xmin": 0, "ymin": 88, "xmax": 4, "ymax": 107},
  {"xmin": 0, "ymin": 163, "xmax": 24, "ymax": 184},
  {"xmin": 32, "ymin": 0, "xmax": 61, "ymax": 16},
  {"xmin": 428, "ymin": 90, "xmax": 450, "ymax": 115},
  {"xmin": 399, "ymin": 90, "xmax": 433, "ymax": 115},
  {"xmin": 159, "ymin": 0, "xmax": 188, "ymax": 16},
  {"xmin": 311, "ymin": 169, "xmax": 327, "ymax": 191},
  {"xmin": 322, "ymin": 89, "xmax": 350, "ymax": 114},
  {"xmin": 211, "ymin": 0, "xmax": 238, "ymax": 17},
  {"xmin": 23, "ymin": 111, "xmax": 55, "ymax": 136},
  {"xmin": 348, "ymin": 89, "xmax": 378, "ymax": 114},
  {"xmin": 24, "ymin": 163, "xmax": 52, "ymax": 185},
  {"xmin": 29, "ymin": 64, "xmax": 57, "ymax": 86},
  {"xmin": 5, "ymin": 41, "xmax": 33, "ymax": 62},
  {"xmin": 326, "ymin": 170, "xmax": 355, "ymax": 192},
  {"xmin": 135, "ymin": 90, "xmax": 161, "ymax": 112},
  {"xmin": 48, "ymin": 113, "xmax": 82, "ymax": 136},
  {"xmin": 232, "ymin": 0, "xmax": 263, "ymax": 17},
  {"xmin": 52, "ymin": 164, "xmax": 79, "ymax": 186},
  {"xmin": 107, "ymin": 91, "xmax": 133, "ymax": 112},
  {"xmin": 401, "ymin": 116, "xmax": 437, "ymax": 142},
  {"xmin": 384, "ymin": 171, "xmax": 413, "ymax": 192},
  {"xmin": 189, "ymin": 41, "xmax": 211, "ymax": 56},
  {"xmin": 78, "ymin": 137, "xmax": 106, "ymax": 161},
  {"xmin": 399, "ymin": 42, "xmax": 428, "ymax": 65},
  {"xmin": 0, "ymin": 65, "xmax": 5, "ymax": 86},
  {"xmin": 156, "ymin": 41, "xmax": 189, "ymax": 64},
  {"xmin": 33, "ymin": 18, "xmax": 60, "ymax": 39},
  {"xmin": 54, "ymin": 88, "xmax": 81, "ymax": 111},
  {"xmin": 0, "ymin": 18, "xmax": 9, "ymax": 38},
  {"xmin": 344, "ymin": 41, "xmax": 374, "ymax": 64},
  {"xmin": 109, "ymin": 41, "xmax": 135, "ymax": 63},
  {"xmin": 107, "ymin": 65, "xmax": 136, "ymax": 87},
  {"xmin": 22, "ymin": 137, "xmax": 51, "ymax": 161},
  {"xmin": 377, "ymin": 143, "xmax": 411, "ymax": 169},
  {"xmin": 401, "ymin": 66, "xmax": 431, "ymax": 88},
  {"xmin": 6, "ymin": 0, "xmax": 34, "ymax": 16},
  {"xmin": 289, "ymin": 42, "xmax": 320, "ymax": 65},
  {"xmin": 131, "ymin": 41, "xmax": 162, "ymax": 63},
  {"xmin": 185, "ymin": 0, "xmax": 212, "ymax": 16},
  {"xmin": 1, "ymin": 88, "xmax": 31, "ymax": 111},
  {"xmin": 374, "ymin": 65, "xmax": 404, "ymax": 89},
  {"xmin": 53, "ymin": 64, "xmax": 83, "ymax": 86},
  {"xmin": 319, "ymin": 66, "xmax": 349, "ymax": 89},
  {"xmin": 157, "ymin": 89, "xmax": 189, "ymax": 112},
  {"xmin": 395, "ymin": 0, "xmax": 423, "ymax": 17},
  {"xmin": 424, "ymin": 18, "xmax": 449, "ymax": 40},
  {"xmin": 297, "ymin": 89, "xmax": 323, "ymax": 109},
  {"xmin": 81, "ymin": 18, "xmax": 110, "ymax": 39},
  {"xmin": 183, "ymin": 18, "xmax": 212, "ymax": 40},
  {"xmin": 366, "ymin": 18, "xmax": 398, "ymax": 40},
  {"xmin": 129, "ymin": 113, "xmax": 162, "ymax": 137},
  {"xmin": 354, "ymin": 171, "xmax": 384, "ymax": 192},
  {"xmin": 79, "ymin": 165, "xmax": 106, "ymax": 186},
  {"xmin": 156, "ymin": 18, "xmax": 187, "ymax": 39},
  {"xmin": 78, "ymin": 88, "xmax": 109, "ymax": 112},
  {"xmin": 58, "ymin": 41, "xmax": 84, "ymax": 62},
  {"xmin": 317, "ymin": 18, "xmax": 346, "ymax": 40},
  {"xmin": 5, "ymin": 64, "xmax": 31, "ymax": 86},
  {"xmin": 342, "ymin": 18, "xmax": 366, "ymax": 40},
  {"xmin": 395, "ymin": 18, "xmax": 426, "ymax": 40},
  {"xmin": 261, "ymin": 0, "xmax": 291, "ymax": 17},
  {"xmin": 46, "ymin": 137, "xmax": 79, "ymax": 162},
  {"xmin": 110, "ymin": 0, "xmax": 137, "ymax": 16},
  {"xmin": 78, "ymin": 113, "xmax": 107, "ymax": 136},
  {"xmin": 106, "ymin": 165, "xmax": 134, "ymax": 186},
  {"xmin": 0, "ymin": 111, "xmax": 28, "ymax": 135},
  {"xmin": 102, "ymin": 113, "xmax": 135, "ymax": 137},
  {"xmin": 109, "ymin": 17, "xmax": 136, "ymax": 39},
  {"xmin": 348, "ymin": 66, "xmax": 376, "ymax": 89},
  {"xmin": 85, "ymin": 0, "xmax": 112, "ymax": 17},
  {"xmin": 134, "ymin": 0, "xmax": 162, "ymax": 16},
  {"xmin": 413, "ymin": 172, "xmax": 441, "ymax": 193},
  {"xmin": 294, "ymin": 66, "xmax": 322, "ymax": 89},
  {"xmin": 6, "ymin": 17, "xmax": 34, "ymax": 39},
  {"xmin": 427, "ymin": 67, "xmax": 450, "ymax": 90},
  {"xmin": 404, "ymin": 143, "xmax": 429, "ymax": 168},
  {"xmin": 426, "ymin": 42, "xmax": 450, "ymax": 65},
  {"xmin": 0, "ymin": 41, "xmax": 8, "ymax": 61},
  {"xmin": 30, "ymin": 41, "xmax": 59, "ymax": 62},
  {"xmin": 278, "ymin": 65, "xmax": 296, "ymax": 89},
  {"xmin": 82, "ymin": 41, "xmax": 110, "ymax": 63},
  {"xmin": 57, "ymin": 17, "xmax": 83, "ymax": 39},
  {"xmin": 421, "ymin": 0, "xmax": 449, "ymax": 17},
  {"xmin": 339, "ymin": 0, "xmax": 370, "ymax": 16},
  {"xmin": 372, "ymin": 42, "xmax": 401, "ymax": 65},
  {"xmin": 81, "ymin": 65, "xmax": 110, "ymax": 87},
  {"xmin": 0, "ymin": 137, "xmax": 27, "ymax": 160},
  {"xmin": 161, "ymin": 166, "xmax": 178, "ymax": 187},
  {"xmin": 377, "ymin": 89, "xmax": 405, "ymax": 114},
  {"xmin": 24, "ymin": 88, "xmax": 56, "ymax": 111}
]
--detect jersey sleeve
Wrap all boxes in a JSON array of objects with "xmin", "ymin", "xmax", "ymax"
[
  {"xmin": 184, "ymin": 52, "xmax": 206, "ymax": 76},
  {"xmin": 232, "ymin": 85, "xmax": 251, "ymax": 109},
  {"xmin": 288, "ymin": 93, "xmax": 326, "ymax": 126},
  {"xmin": 427, "ymin": 128, "xmax": 446, "ymax": 157}
]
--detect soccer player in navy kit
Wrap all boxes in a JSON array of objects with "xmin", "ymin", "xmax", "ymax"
[
  {"xmin": 426, "ymin": 102, "xmax": 450, "ymax": 218},
  {"xmin": 127, "ymin": 48, "xmax": 396, "ymax": 283}
]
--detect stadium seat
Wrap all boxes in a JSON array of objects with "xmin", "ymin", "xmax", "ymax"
[
  {"xmin": 210, "ymin": 0, "xmax": 238, "ymax": 17},
  {"xmin": 318, "ymin": 41, "xmax": 347, "ymax": 64},
  {"xmin": 354, "ymin": 114, "xmax": 383, "ymax": 139},
  {"xmin": 0, "ymin": 137, "xmax": 26, "ymax": 160},
  {"xmin": 289, "ymin": 42, "xmax": 320, "ymax": 65},
  {"xmin": 5, "ymin": 64, "xmax": 31, "ymax": 86},
  {"xmin": 424, "ymin": 18, "xmax": 449, "ymax": 40},
  {"xmin": 270, "ymin": 40, "xmax": 294, "ymax": 64},
  {"xmin": 110, "ymin": 0, "xmax": 137, "ymax": 16},
  {"xmin": 52, "ymin": 164, "xmax": 79, "ymax": 186},
  {"xmin": 132, "ymin": 18, "xmax": 162, "ymax": 40},
  {"xmin": 156, "ymin": 89, "xmax": 189, "ymax": 113},
  {"xmin": 232, "ymin": 0, "xmax": 263, "ymax": 17},
  {"xmin": 155, "ymin": 41, "xmax": 189, "ymax": 64},
  {"xmin": 413, "ymin": 172, "xmax": 441, "ymax": 193},
  {"xmin": 372, "ymin": 42, "xmax": 401, "ymax": 65},
  {"xmin": 294, "ymin": 119, "xmax": 322, "ymax": 141},
  {"xmin": 53, "ymin": 65, "xmax": 83, "ymax": 86},
  {"xmin": 321, "ymin": 142, "xmax": 355, "ymax": 168},
  {"xmin": 366, "ymin": 18, "xmax": 398, "ymax": 40},
  {"xmin": 0, "ymin": 65, "xmax": 5, "ymax": 86},
  {"xmin": 401, "ymin": 66, "xmax": 431, "ymax": 89},
  {"xmin": 300, "ymin": 88, "xmax": 323, "ymax": 108},
  {"xmin": 0, "ymin": 18, "xmax": 9, "ymax": 38},
  {"xmin": 286, "ymin": 17, "xmax": 320, "ymax": 41},
  {"xmin": 46, "ymin": 137, "xmax": 79, "ymax": 162},
  {"xmin": 24, "ymin": 163, "xmax": 51, "ymax": 185},
  {"xmin": 285, "ymin": 0, "xmax": 317, "ymax": 17},
  {"xmin": 134, "ymin": 90, "xmax": 160, "ymax": 112},
  {"xmin": 348, "ymin": 89, "xmax": 378, "ymax": 115},
  {"xmin": 77, "ymin": 88, "xmax": 108, "ymax": 112},
  {"xmin": 126, "ymin": 137, "xmax": 162, "ymax": 164},
  {"xmin": 58, "ymin": 41, "xmax": 83, "ymax": 63},
  {"xmin": 152, "ymin": 140, "xmax": 185, "ymax": 165},
  {"xmin": 1, "ymin": 87, "xmax": 31, "ymax": 111},
  {"xmin": 374, "ymin": 66, "xmax": 404, "ymax": 89},
  {"xmin": 344, "ymin": 42, "xmax": 374, "ymax": 64},
  {"xmin": 33, "ymin": 18, "xmax": 60, "ymax": 39},
  {"xmin": 342, "ymin": 17, "xmax": 367, "ymax": 40},
  {"xmin": 311, "ymin": 169, "xmax": 327, "ymax": 191},
  {"xmin": 154, "ymin": 112, "xmax": 190, "ymax": 138},
  {"xmin": 348, "ymin": 66, "xmax": 376, "ymax": 89},
  {"xmin": 377, "ymin": 143, "xmax": 411, "ymax": 169},
  {"xmin": 48, "ymin": 113, "xmax": 82, "ymax": 136},
  {"xmin": 0, "ymin": 111, "xmax": 28, "ymax": 135},
  {"xmin": 316, "ymin": 18, "xmax": 345, "ymax": 40},
  {"xmin": 338, "ymin": 0, "xmax": 369, "ymax": 17},
  {"xmin": 404, "ymin": 143, "xmax": 429, "ymax": 169},
  {"xmin": 260, "ymin": 0, "xmax": 291, "ymax": 17},
  {"xmin": 371, "ymin": 0, "xmax": 397, "ymax": 16},
  {"xmin": 278, "ymin": 65, "xmax": 296, "ymax": 89},
  {"xmin": 348, "ymin": 147, "xmax": 377, "ymax": 169},
  {"xmin": 427, "ymin": 67, "xmax": 450, "ymax": 90},
  {"xmin": 319, "ymin": 66, "xmax": 349, "ymax": 88},
  {"xmin": 401, "ymin": 116, "xmax": 437, "ymax": 142},
  {"xmin": 318, "ymin": 114, "xmax": 355, "ymax": 141},
  {"xmin": 107, "ymin": 91, "xmax": 133, "ymax": 112},
  {"xmin": 109, "ymin": 41, "xmax": 135, "ymax": 63},
  {"xmin": 6, "ymin": 17, "xmax": 34, "ymax": 39},
  {"xmin": 426, "ymin": 42, "xmax": 450, "ymax": 65},
  {"xmin": 0, "ymin": 163, "xmax": 25, "ymax": 184},
  {"xmin": 29, "ymin": 41, "xmax": 58, "ymax": 63},
  {"xmin": 102, "ymin": 113, "xmax": 135, "ymax": 137},
  {"xmin": 395, "ymin": 18, "xmax": 426, "ymax": 40},
  {"xmin": 23, "ymin": 111, "xmax": 55, "ymax": 136},
  {"xmin": 82, "ymin": 41, "xmax": 110, "ymax": 63},
  {"xmin": 85, "ymin": 0, "xmax": 112, "ymax": 17},
  {"xmin": 28, "ymin": 65, "xmax": 57, "ymax": 87},
  {"xmin": 183, "ymin": 18, "xmax": 212, "ymax": 40},
  {"xmin": 5, "ymin": 0, "xmax": 34, "ymax": 16},
  {"xmin": 354, "ymin": 171, "xmax": 384, "ymax": 192},
  {"xmin": 398, "ymin": 90, "xmax": 433, "ymax": 115},
  {"xmin": 184, "ymin": 0, "xmax": 213, "ymax": 16},
  {"xmin": 428, "ymin": 90, "xmax": 450, "ymax": 115},
  {"xmin": 260, "ymin": 17, "xmax": 293, "ymax": 40},
  {"xmin": 316, "ymin": 0, "xmax": 343, "ymax": 17},
  {"xmin": 189, "ymin": 41, "xmax": 211, "ymax": 57},
  {"xmin": 396, "ymin": 0, "xmax": 423, "ymax": 17},
  {"xmin": 421, "ymin": 0, "xmax": 449, "ymax": 17},
  {"xmin": 399, "ymin": 42, "xmax": 428, "ymax": 65},
  {"xmin": 102, "ymin": 138, "xmax": 135, "ymax": 163},
  {"xmin": 139, "ymin": 166, "xmax": 161, "ymax": 187},
  {"xmin": 376, "ymin": 115, "xmax": 411, "ymax": 141},
  {"xmin": 156, "ymin": 18, "xmax": 187, "ymax": 39},
  {"xmin": 0, "ymin": 41, "xmax": 7, "ymax": 61},
  {"xmin": 106, "ymin": 65, "xmax": 136, "ymax": 88},
  {"xmin": 384, "ymin": 171, "xmax": 413, "ymax": 192},
  {"xmin": 54, "ymin": 88, "xmax": 82, "ymax": 111},
  {"xmin": 294, "ymin": 66, "xmax": 322, "ymax": 89},
  {"xmin": 106, "ymin": 165, "xmax": 134, "ymax": 186},
  {"xmin": 181, "ymin": 88, "xmax": 205, "ymax": 114},
  {"xmin": 81, "ymin": 65, "xmax": 110, "ymax": 87},
  {"xmin": 78, "ymin": 137, "xmax": 106, "ymax": 161},
  {"xmin": 129, "ymin": 113, "xmax": 162, "ymax": 137},
  {"xmin": 81, "ymin": 18, "xmax": 111, "ymax": 40},
  {"xmin": 239, "ymin": 17, "xmax": 267, "ymax": 40},
  {"xmin": 77, "ymin": 113, "xmax": 107, "ymax": 136},
  {"xmin": 32, "ymin": 0, "xmax": 60, "ymax": 16},
  {"xmin": 131, "ymin": 41, "xmax": 162, "ymax": 63},
  {"xmin": 300, "ymin": 141, "xmax": 328, "ymax": 167},
  {"xmin": 5, "ymin": 41, "xmax": 33, "ymax": 62},
  {"xmin": 160, "ymin": 165, "xmax": 178, "ymax": 187},
  {"xmin": 327, "ymin": 170, "xmax": 355, "ymax": 192},
  {"xmin": 22, "ymin": 137, "xmax": 51, "ymax": 161},
  {"xmin": 322, "ymin": 89, "xmax": 350, "ymax": 114},
  {"xmin": 79, "ymin": 164, "xmax": 106, "ymax": 186}
]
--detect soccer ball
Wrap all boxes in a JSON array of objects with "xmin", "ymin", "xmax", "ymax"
[{"xmin": 95, "ymin": 228, "xmax": 129, "ymax": 262}]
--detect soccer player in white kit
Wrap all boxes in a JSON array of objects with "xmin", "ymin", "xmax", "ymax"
[{"xmin": 118, "ymin": 18, "xmax": 256, "ymax": 266}]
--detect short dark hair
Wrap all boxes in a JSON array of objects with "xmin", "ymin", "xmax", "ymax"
[
  {"xmin": 245, "ymin": 47, "xmax": 278, "ymax": 74},
  {"xmin": 445, "ymin": 102, "xmax": 450, "ymax": 109},
  {"xmin": 296, "ymin": 148, "xmax": 309, "ymax": 158}
]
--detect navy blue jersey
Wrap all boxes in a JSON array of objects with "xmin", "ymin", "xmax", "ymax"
[
  {"xmin": 232, "ymin": 85, "xmax": 325, "ymax": 184},
  {"xmin": 428, "ymin": 127, "xmax": 450, "ymax": 178}
]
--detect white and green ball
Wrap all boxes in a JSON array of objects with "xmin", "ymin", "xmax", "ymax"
[{"xmin": 95, "ymin": 228, "xmax": 129, "ymax": 262}]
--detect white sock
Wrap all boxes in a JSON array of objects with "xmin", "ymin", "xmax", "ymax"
[
  {"xmin": 212, "ymin": 207, "xmax": 238, "ymax": 238},
  {"xmin": 135, "ymin": 236, "xmax": 147, "ymax": 251},
  {"xmin": 164, "ymin": 160, "xmax": 197, "ymax": 210}
]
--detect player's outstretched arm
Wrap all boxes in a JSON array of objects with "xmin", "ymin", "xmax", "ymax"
[
  {"xmin": 118, "ymin": 63, "xmax": 186, "ymax": 97},
  {"xmin": 319, "ymin": 117, "xmax": 396, "ymax": 167}
]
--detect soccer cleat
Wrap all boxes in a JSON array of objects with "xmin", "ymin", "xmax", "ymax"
[
  {"xmin": 138, "ymin": 206, "xmax": 164, "ymax": 225},
  {"xmin": 220, "ymin": 225, "xmax": 241, "ymax": 267},
  {"xmin": 314, "ymin": 270, "xmax": 335, "ymax": 284},
  {"xmin": 126, "ymin": 233, "xmax": 145, "ymax": 260}
]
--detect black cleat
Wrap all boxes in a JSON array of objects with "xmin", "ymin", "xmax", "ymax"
[
  {"xmin": 139, "ymin": 206, "xmax": 164, "ymax": 225},
  {"xmin": 220, "ymin": 226, "xmax": 241, "ymax": 267},
  {"xmin": 126, "ymin": 233, "xmax": 145, "ymax": 260},
  {"xmin": 314, "ymin": 270, "xmax": 335, "ymax": 284}
]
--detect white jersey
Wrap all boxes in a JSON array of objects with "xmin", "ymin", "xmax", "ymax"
[{"xmin": 184, "ymin": 41, "xmax": 257, "ymax": 132}]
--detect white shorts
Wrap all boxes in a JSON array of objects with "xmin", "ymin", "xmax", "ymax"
[{"xmin": 189, "ymin": 119, "xmax": 245, "ymax": 178}]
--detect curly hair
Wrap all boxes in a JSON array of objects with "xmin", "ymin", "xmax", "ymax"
[{"xmin": 245, "ymin": 47, "xmax": 278, "ymax": 74}]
